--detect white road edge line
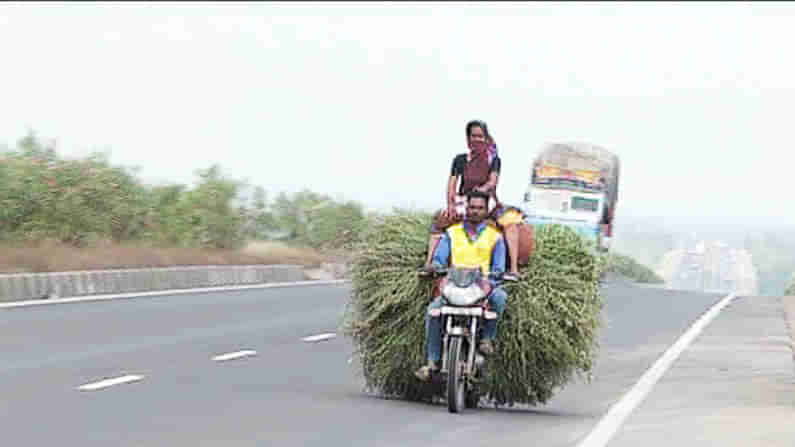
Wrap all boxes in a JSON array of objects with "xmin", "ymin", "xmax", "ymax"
[
  {"xmin": 302, "ymin": 333, "xmax": 337, "ymax": 343},
  {"xmin": 576, "ymin": 293, "xmax": 737, "ymax": 447},
  {"xmin": 77, "ymin": 374, "xmax": 144, "ymax": 391},
  {"xmin": 213, "ymin": 350, "xmax": 257, "ymax": 362},
  {"xmin": 0, "ymin": 279, "xmax": 350, "ymax": 309}
]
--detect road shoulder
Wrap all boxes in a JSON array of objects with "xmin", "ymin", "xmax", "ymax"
[{"xmin": 610, "ymin": 295, "xmax": 795, "ymax": 446}]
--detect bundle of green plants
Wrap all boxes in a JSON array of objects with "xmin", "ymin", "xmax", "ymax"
[{"xmin": 344, "ymin": 210, "xmax": 604, "ymax": 406}]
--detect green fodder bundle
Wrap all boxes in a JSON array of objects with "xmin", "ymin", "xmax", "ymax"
[{"xmin": 343, "ymin": 210, "xmax": 604, "ymax": 407}]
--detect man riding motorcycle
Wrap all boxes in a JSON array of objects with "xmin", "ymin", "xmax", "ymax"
[{"xmin": 415, "ymin": 190, "xmax": 508, "ymax": 381}]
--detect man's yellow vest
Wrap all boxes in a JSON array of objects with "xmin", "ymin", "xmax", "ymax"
[{"xmin": 446, "ymin": 222, "xmax": 502, "ymax": 275}]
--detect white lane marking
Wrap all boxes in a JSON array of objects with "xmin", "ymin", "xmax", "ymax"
[
  {"xmin": 212, "ymin": 350, "xmax": 257, "ymax": 362},
  {"xmin": 0, "ymin": 279, "xmax": 349, "ymax": 309},
  {"xmin": 576, "ymin": 293, "xmax": 736, "ymax": 447},
  {"xmin": 77, "ymin": 374, "xmax": 144, "ymax": 391},
  {"xmin": 302, "ymin": 333, "xmax": 336, "ymax": 343}
]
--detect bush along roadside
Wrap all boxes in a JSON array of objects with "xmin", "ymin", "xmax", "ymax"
[
  {"xmin": 601, "ymin": 252, "xmax": 665, "ymax": 284},
  {"xmin": 0, "ymin": 131, "xmax": 366, "ymax": 255}
]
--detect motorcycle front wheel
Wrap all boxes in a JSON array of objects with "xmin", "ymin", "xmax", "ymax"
[{"xmin": 446, "ymin": 337, "xmax": 466, "ymax": 413}]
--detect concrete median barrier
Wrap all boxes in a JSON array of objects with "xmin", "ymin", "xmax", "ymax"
[{"xmin": 0, "ymin": 265, "xmax": 308, "ymax": 303}]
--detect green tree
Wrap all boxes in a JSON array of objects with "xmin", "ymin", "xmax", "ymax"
[
  {"xmin": 272, "ymin": 190, "xmax": 326, "ymax": 241},
  {"xmin": 246, "ymin": 185, "xmax": 276, "ymax": 239},
  {"xmin": 180, "ymin": 164, "xmax": 246, "ymax": 249},
  {"xmin": 269, "ymin": 190, "xmax": 365, "ymax": 248},
  {"xmin": 0, "ymin": 134, "xmax": 147, "ymax": 245},
  {"xmin": 1, "ymin": 129, "xmax": 371, "ymax": 252},
  {"xmin": 304, "ymin": 199, "xmax": 365, "ymax": 249},
  {"xmin": 146, "ymin": 184, "xmax": 187, "ymax": 245}
]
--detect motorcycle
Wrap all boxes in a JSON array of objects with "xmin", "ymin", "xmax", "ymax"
[{"xmin": 424, "ymin": 266, "xmax": 503, "ymax": 413}]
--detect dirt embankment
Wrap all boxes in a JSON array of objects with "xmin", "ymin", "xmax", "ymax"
[{"xmin": 0, "ymin": 241, "xmax": 343, "ymax": 274}]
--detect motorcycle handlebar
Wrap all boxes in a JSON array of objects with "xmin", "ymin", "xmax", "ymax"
[{"xmin": 420, "ymin": 267, "xmax": 503, "ymax": 281}]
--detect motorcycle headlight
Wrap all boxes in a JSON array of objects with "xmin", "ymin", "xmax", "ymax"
[{"xmin": 443, "ymin": 282, "xmax": 486, "ymax": 306}]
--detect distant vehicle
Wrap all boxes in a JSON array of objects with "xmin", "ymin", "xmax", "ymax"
[{"xmin": 522, "ymin": 142, "xmax": 619, "ymax": 252}]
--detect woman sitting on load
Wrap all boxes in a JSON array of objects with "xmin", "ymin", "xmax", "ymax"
[{"xmin": 419, "ymin": 120, "xmax": 528, "ymax": 282}]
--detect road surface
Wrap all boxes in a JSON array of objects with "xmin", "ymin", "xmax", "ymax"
[{"xmin": 2, "ymin": 278, "xmax": 788, "ymax": 446}]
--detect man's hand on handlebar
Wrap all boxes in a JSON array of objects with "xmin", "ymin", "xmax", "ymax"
[
  {"xmin": 419, "ymin": 266, "xmax": 504, "ymax": 282},
  {"xmin": 418, "ymin": 264, "xmax": 447, "ymax": 278}
]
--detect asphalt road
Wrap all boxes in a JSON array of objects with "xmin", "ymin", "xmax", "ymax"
[{"xmin": 0, "ymin": 279, "xmax": 727, "ymax": 446}]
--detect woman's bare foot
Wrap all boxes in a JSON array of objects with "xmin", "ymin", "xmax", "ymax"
[{"xmin": 503, "ymin": 272, "xmax": 519, "ymax": 282}]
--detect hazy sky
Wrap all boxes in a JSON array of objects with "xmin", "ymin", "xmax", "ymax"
[{"xmin": 2, "ymin": 2, "xmax": 795, "ymax": 221}]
